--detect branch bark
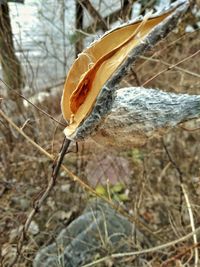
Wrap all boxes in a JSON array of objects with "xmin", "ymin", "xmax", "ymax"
[
  {"xmin": 75, "ymin": 0, "xmax": 84, "ymax": 56},
  {"xmin": 120, "ymin": 0, "xmax": 134, "ymax": 21},
  {"xmin": 79, "ymin": 0, "xmax": 108, "ymax": 31},
  {"xmin": 83, "ymin": 3, "xmax": 133, "ymax": 34},
  {"xmin": 90, "ymin": 87, "xmax": 200, "ymax": 148}
]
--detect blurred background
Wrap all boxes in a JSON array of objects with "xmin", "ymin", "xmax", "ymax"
[{"xmin": 0, "ymin": 0, "xmax": 200, "ymax": 266}]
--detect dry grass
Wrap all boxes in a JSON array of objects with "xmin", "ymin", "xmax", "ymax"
[{"xmin": 0, "ymin": 15, "xmax": 200, "ymax": 267}]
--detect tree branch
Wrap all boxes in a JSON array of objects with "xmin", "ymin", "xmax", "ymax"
[
  {"xmin": 79, "ymin": 0, "xmax": 108, "ymax": 31},
  {"xmin": 90, "ymin": 87, "xmax": 200, "ymax": 148}
]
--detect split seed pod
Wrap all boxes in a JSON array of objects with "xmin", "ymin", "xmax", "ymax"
[{"xmin": 61, "ymin": 0, "xmax": 189, "ymax": 141}]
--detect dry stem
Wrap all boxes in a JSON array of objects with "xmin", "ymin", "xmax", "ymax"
[
  {"xmin": 142, "ymin": 49, "xmax": 200, "ymax": 86},
  {"xmin": 0, "ymin": 108, "xmax": 160, "ymax": 266},
  {"xmin": 81, "ymin": 229, "xmax": 200, "ymax": 267},
  {"xmin": 181, "ymin": 184, "xmax": 198, "ymax": 267},
  {"xmin": 0, "ymin": 78, "xmax": 65, "ymax": 127}
]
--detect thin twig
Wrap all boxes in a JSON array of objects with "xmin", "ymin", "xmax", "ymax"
[
  {"xmin": 81, "ymin": 228, "xmax": 200, "ymax": 267},
  {"xmin": 161, "ymin": 243, "xmax": 200, "ymax": 267},
  {"xmin": 83, "ymin": 4, "xmax": 128, "ymax": 34},
  {"xmin": 130, "ymin": 67, "xmax": 141, "ymax": 86},
  {"xmin": 0, "ymin": 109, "xmax": 160, "ymax": 254},
  {"xmin": 181, "ymin": 184, "xmax": 198, "ymax": 267},
  {"xmin": 137, "ymin": 29, "xmax": 200, "ymax": 72},
  {"xmin": 140, "ymin": 55, "xmax": 200, "ymax": 78},
  {"xmin": 142, "ymin": 49, "xmax": 200, "ymax": 86},
  {"xmin": 79, "ymin": 0, "xmax": 108, "ymax": 31},
  {"xmin": 162, "ymin": 139, "xmax": 184, "ymax": 223},
  {"xmin": 162, "ymin": 140, "xmax": 183, "ymax": 182},
  {"xmin": 0, "ymin": 108, "xmax": 153, "ymax": 230},
  {"xmin": 179, "ymin": 124, "xmax": 200, "ymax": 132},
  {"xmin": 20, "ymin": 119, "xmax": 31, "ymax": 130},
  {"xmin": 152, "ymin": 29, "xmax": 200, "ymax": 57},
  {"xmin": 161, "ymin": 243, "xmax": 200, "ymax": 266},
  {"xmin": 8, "ymin": 137, "xmax": 71, "ymax": 266},
  {"xmin": 0, "ymin": 78, "xmax": 66, "ymax": 127},
  {"xmin": 51, "ymin": 115, "xmax": 63, "ymax": 155}
]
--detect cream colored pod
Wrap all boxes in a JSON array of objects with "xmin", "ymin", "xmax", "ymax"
[{"xmin": 61, "ymin": 0, "xmax": 190, "ymax": 146}]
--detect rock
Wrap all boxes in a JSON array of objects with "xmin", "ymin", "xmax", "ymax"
[
  {"xmin": 28, "ymin": 221, "xmax": 39, "ymax": 236},
  {"xmin": 34, "ymin": 200, "xmax": 149, "ymax": 267}
]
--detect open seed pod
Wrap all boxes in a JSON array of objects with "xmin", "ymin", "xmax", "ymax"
[{"xmin": 61, "ymin": 0, "xmax": 189, "ymax": 143}]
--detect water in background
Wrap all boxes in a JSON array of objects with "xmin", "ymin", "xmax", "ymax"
[
  {"xmin": 1, "ymin": 0, "xmax": 120, "ymax": 95},
  {"xmin": 8, "ymin": 0, "xmax": 75, "ymax": 94},
  {"xmin": 1, "ymin": 1, "xmax": 198, "ymax": 96}
]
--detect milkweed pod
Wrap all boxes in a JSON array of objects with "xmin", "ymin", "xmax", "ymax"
[{"xmin": 61, "ymin": 0, "xmax": 189, "ymax": 140}]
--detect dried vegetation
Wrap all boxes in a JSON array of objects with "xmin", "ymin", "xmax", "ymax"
[{"xmin": 0, "ymin": 5, "xmax": 200, "ymax": 267}]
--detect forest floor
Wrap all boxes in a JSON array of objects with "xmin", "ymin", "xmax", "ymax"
[{"xmin": 0, "ymin": 18, "xmax": 200, "ymax": 267}]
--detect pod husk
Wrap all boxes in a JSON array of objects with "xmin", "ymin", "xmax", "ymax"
[{"xmin": 61, "ymin": 0, "xmax": 189, "ymax": 141}]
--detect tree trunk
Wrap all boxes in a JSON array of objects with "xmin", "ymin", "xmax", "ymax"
[
  {"xmin": 0, "ymin": 2, "xmax": 24, "ymax": 106},
  {"xmin": 120, "ymin": 0, "xmax": 133, "ymax": 21},
  {"xmin": 75, "ymin": 0, "xmax": 84, "ymax": 57},
  {"xmin": 79, "ymin": 0, "xmax": 108, "ymax": 31}
]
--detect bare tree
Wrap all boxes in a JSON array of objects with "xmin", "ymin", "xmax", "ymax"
[
  {"xmin": 75, "ymin": 0, "xmax": 84, "ymax": 57},
  {"xmin": 0, "ymin": 1, "xmax": 24, "ymax": 108}
]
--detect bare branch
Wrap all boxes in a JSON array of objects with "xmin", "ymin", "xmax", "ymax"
[
  {"xmin": 140, "ymin": 55, "xmax": 200, "ymax": 78},
  {"xmin": 142, "ymin": 49, "xmax": 200, "ymax": 86},
  {"xmin": 79, "ymin": 0, "xmax": 108, "ymax": 31},
  {"xmin": 82, "ymin": 231, "xmax": 200, "ymax": 267},
  {"xmin": 75, "ymin": 87, "xmax": 200, "ymax": 148},
  {"xmin": 0, "ymin": 109, "xmax": 158, "ymax": 266},
  {"xmin": 0, "ymin": 78, "xmax": 66, "ymax": 127}
]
